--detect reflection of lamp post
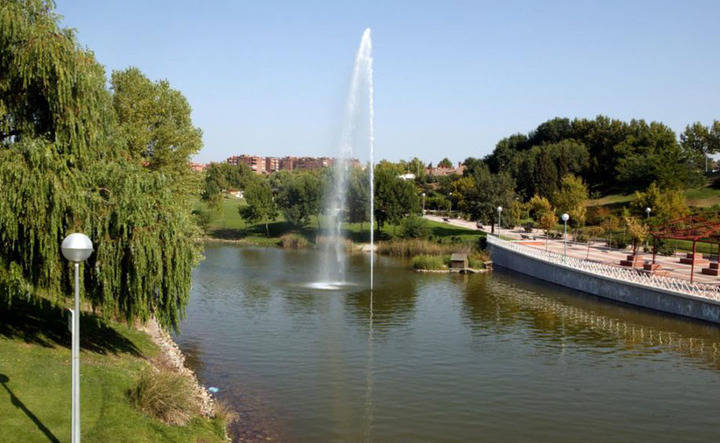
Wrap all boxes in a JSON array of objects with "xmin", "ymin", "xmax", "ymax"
[
  {"xmin": 61, "ymin": 233, "xmax": 93, "ymax": 443},
  {"xmin": 497, "ymin": 206, "xmax": 503, "ymax": 237},
  {"xmin": 422, "ymin": 192, "xmax": 426, "ymax": 215},
  {"xmin": 561, "ymin": 213, "xmax": 569, "ymax": 260}
]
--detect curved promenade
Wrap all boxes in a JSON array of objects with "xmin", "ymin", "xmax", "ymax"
[{"xmin": 487, "ymin": 235, "xmax": 720, "ymax": 324}]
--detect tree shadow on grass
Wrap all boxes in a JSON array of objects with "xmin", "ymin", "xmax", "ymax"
[
  {"xmin": 211, "ymin": 220, "xmax": 317, "ymax": 243},
  {"xmin": 0, "ymin": 296, "xmax": 141, "ymax": 357},
  {"xmin": 0, "ymin": 373, "xmax": 60, "ymax": 442}
]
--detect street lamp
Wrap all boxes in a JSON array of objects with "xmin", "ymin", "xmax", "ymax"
[
  {"xmin": 421, "ymin": 192, "xmax": 426, "ymax": 215},
  {"xmin": 561, "ymin": 213, "xmax": 569, "ymax": 260},
  {"xmin": 61, "ymin": 233, "xmax": 93, "ymax": 443},
  {"xmin": 645, "ymin": 207, "xmax": 652, "ymax": 249},
  {"xmin": 497, "ymin": 206, "xmax": 503, "ymax": 237}
]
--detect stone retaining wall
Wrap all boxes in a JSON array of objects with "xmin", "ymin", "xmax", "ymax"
[{"xmin": 489, "ymin": 242, "xmax": 720, "ymax": 324}]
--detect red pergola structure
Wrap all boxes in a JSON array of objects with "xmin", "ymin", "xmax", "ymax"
[{"xmin": 649, "ymin": 215, "xmax": 720, "ymax": 283}]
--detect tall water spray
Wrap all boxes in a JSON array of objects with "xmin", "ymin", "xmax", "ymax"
[{"xmin": 317, "ymin": 28, "xmax": 374, "ymax": 289}]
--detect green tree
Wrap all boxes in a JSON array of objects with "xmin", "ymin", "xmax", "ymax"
[
  {"xmin": 528, "ymin": 195, "xmax": 553, "ymax": 221},
  {"xmin": 374, "ymin": 166, "xmax": 420, "ymax": 229},
  {"xmin": 438, "ymin": 158, "xmax": 453, "ymax": 168},
  {"xmin": 538, "ymin": 211, "xmax": 558, "ymax": 251},
  {"xmin": 615, "ymin": 120, "xmax": 702, "ymax": 190},
  {"xmin": 0, "ymin": 0, "xmax": 201, "ymax": 329},
  {"xmin": 111, "ymin": 68, "xmax": 202, "ymax": 172},
  {"xmin": 681, "ymin": 121, "xmax": 720, "ymax": 173},
  {"xmin": 347, "ymin": 167, "xmax": 370, "ymax": 224},
  {"xmin": 631, "ymin": 182, "xmax": 689, "ymax": 224},
  {"xmin": 399, "ymin": 215, "xmax": 430, "ymax": 239},
  {"xmin": 240, "ymin": 183, "xmax": 277, "ymax": 236},
  {"xmin": 623, "ymin": 215, "xmax": 648, "ymax": 262},
  {"xmin": 450, "ymin": 176, "xmax": 476, "ymax": 213},
  {"xmin": 552, "ymin": 175, "xmax": 588, "ymax": 226},
  {"xmin": 276, "ymin": 172, "xmax": 321, "ymax": 228},
  {"xmin": 406, "ymin": 157, "xmax": 427, "ymax": 181},
  {"xmin": 464, "ymin": 163, "xmax": 516, "ymax": 233},
  {"xmin": 202, "ymin": 162, "xmax": 257, "ymax": 210}
]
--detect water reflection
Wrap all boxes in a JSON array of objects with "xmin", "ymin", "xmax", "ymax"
[
  {"xmin": 459, "ymin": 269, "xmax": 720, "ymax": 371},
  {"xmin": 177, "ymin": 245, "xmax": 720, "ymax": 442}
]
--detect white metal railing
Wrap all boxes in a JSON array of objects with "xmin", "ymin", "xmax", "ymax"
[{"xmin": 487, "ymin": 235, "xmax": 720, "ymax": 302}]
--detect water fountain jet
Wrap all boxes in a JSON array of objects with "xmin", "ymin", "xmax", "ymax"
[{"xmin": 314, "ymin": 28, "xmax": 375, "ymax": 290}]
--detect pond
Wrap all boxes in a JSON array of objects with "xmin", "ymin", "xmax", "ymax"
[{"xmin": 175, "ymin": 244, "xmax": 720, "ymax": 442}]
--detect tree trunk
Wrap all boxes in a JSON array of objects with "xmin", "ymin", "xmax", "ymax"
[{"xmin": 265, "ymin": 221, "xmax": 269, "ymax": 237}]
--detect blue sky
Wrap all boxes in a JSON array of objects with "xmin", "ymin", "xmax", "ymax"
[{"xmin": 56, "ymin": 0, "xmax": 720, "ymax": 164}]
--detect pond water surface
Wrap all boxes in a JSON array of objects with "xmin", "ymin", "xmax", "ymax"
[{"xmin": 175, "ymin": 244, "xmax": 720, "ymax": 442}]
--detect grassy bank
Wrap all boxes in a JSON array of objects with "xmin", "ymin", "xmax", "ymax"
[
  {"xmin": 196, "ymin": 197, "xmax": 486, "ymax": 247},
  {"xmin": 587, "ymin": 182, "xmax": 720, "ymax": 208},
  {"xmin": 0, "ymin": 297, "xmax": 226, "ymax": 442}
]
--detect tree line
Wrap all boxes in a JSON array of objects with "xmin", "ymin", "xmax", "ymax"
[{"xmin": 479, "ymin": 116, "xmax": 719, "ymax": 198}]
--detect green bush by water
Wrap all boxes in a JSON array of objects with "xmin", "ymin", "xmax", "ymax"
[
  {"xmin": 129, "ymin": 367, "xmax": 199, "ymax": 425},
  {"xmin": 411, "ymin": 255, "xmax": 448, "ymax": 270}
]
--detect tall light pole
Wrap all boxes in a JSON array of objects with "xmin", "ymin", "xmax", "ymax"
[
  {"xmin": 448, "ymin": 192, "xmax": 453, "ymax": 215},
  {"xmin": 61, "ymin": 233, "xmax": 93, "ymax": 443},
  {"xmin": 422, "ymin": 192, "xmax": 426, "ymax": 215},
  {"xmin": 561, "ymin": 213, "xmax": 569, "ymax": 261},
  {"xmin": 645, "ymin": 207, "xmax": 652, "ymax": 249},
  {"xmin": 497, "ymin": 206, "xmax": 503, "ymax": 237}
]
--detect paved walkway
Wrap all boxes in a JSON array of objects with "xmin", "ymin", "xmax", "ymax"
[{"xmin": 425, "ymin": 214, "xmax": 720, "ymax": 286}]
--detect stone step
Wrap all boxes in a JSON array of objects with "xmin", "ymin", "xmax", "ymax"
[{"xmin": 702, "ymin": 268, "xmax": 720, "ymax": 276}]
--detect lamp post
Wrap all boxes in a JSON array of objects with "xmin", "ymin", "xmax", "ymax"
[
  {"xmin": 61, "ymin": 233, "xmax": 93, "ymax": 443},
  {"xmin": 422, "ymin": 192, "xmax": 426, "ymax": 215},
  {"xmin": 645, "ymin": 207, "xmax": 651, "ymax": 249},
  {"xmin": 561, "ymin": 213, "xmax": 569, "ymax": 260},
  {"xmin": 497, "ymin": 206, "xmax": 503, "ymax": 237}
]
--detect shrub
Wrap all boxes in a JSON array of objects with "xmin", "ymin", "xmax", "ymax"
[
  {"xmin": 279, "ymin": 233, "xmax": 309, "ymax": 249},
  {"xmin": 411, "ymin": 255, "xmax": 447, "ymax": 270},
  {"xmin": 468, "ymin": 251, "xmax": 490, "ymax": 269},
  {"xmin": 399, "ymin": 215, "xmax": 430, "ymax": 239},
  {"xmin": 129, "ymin": 367, "xmax": 199, "ymax": 425},
  {"xmin": 213, "ymin": 399, "xmax": 238, "ymax": 425},
  {"xmin": 191, "ymin": 209, "xmax": 213, "ymax": 233},
  {"xmin": 573, "ymin": 230, "xmax": 589, "ymax": 243},
  {"xmin": 655, "ymin": 239, "xmax": 677, "ymax": 256},
  {"xmin": 376, "ymin": 239, "xmax": 462, "ymax": 257},
  {"xmin": 607, "ymin": 234, "xmax": 630, "ymax": 249}
]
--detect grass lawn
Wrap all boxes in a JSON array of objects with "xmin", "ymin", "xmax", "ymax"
[
  {"xmin": 587, "ymin": 182, "xmax": 720, "ymax": 209},
  {"xmin": 683, "ymin": 185, "xmax": 720, "ymax": 207},
  {"xmin": 586, "ymin": 193, "xmax": 635, "ymax": 207},
  {"xmin": 196, "ymin": 197, "xmax": 484, "ymax": 246},
  {"xmin": 0, "ymin": 297, "xmax": 225, "ymax": 442}
]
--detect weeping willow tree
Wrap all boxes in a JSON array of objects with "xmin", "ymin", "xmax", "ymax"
[{"xmin": 0, "ymin": 0, "xmax": 203, "ymax": 330}]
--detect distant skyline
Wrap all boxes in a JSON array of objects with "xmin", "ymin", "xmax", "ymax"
[{"xmin": 56, "ymin": 0, "xmax": 720, "ymax": 164}]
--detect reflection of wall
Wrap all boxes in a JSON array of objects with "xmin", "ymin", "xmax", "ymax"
[
  {"xmin": 489, "ymin": 243, "xmax": 720, "ymax": 324},
  {"xmin": 485, "ymin": 276, "xmax": 720, "ymax": 370}
]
